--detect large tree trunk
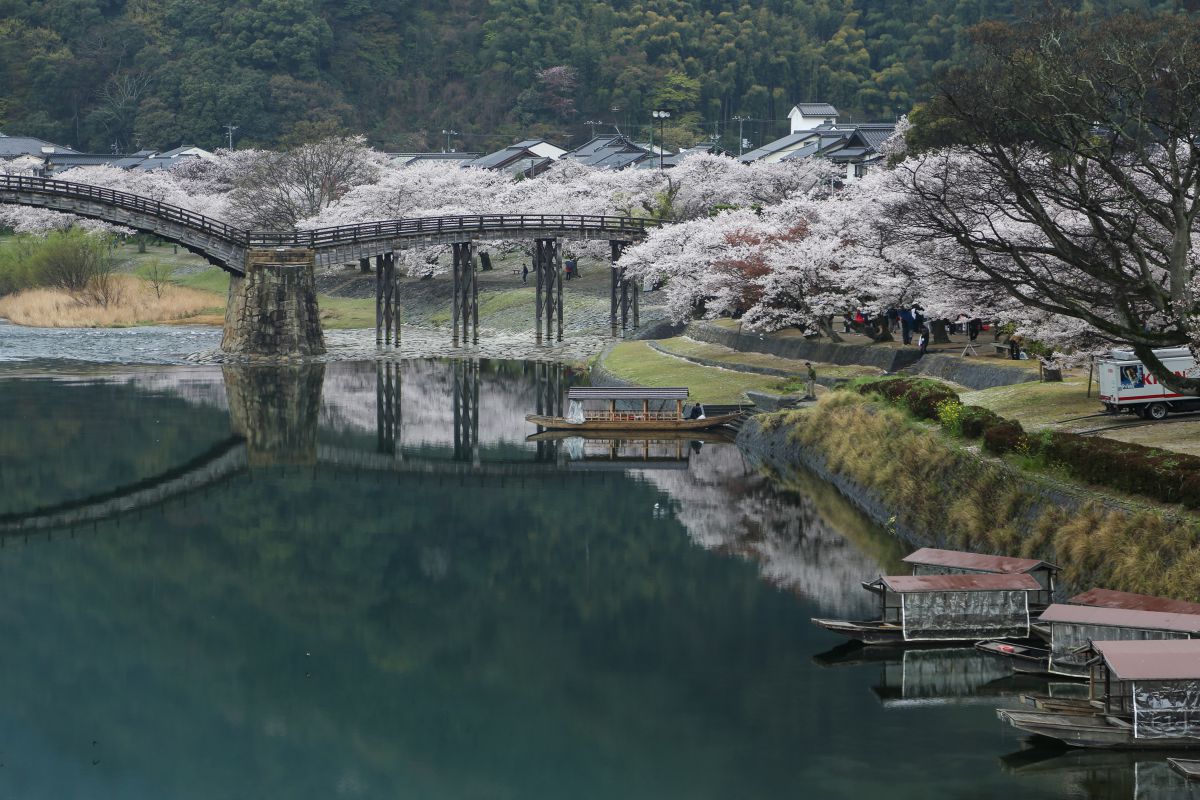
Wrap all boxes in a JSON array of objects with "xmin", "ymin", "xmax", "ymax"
[
  {"xmin": 865, "ymin": 314, "xmax": 894, "ymax": 343},
  {"xmin": 930, "ymin": 320, "xmax": 951, "ymax": 344},
  {"xmin": 818, "ymin": 317, "xmax": 844, "ymax": 343}
]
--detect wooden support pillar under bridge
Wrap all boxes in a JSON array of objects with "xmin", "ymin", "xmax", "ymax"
[
  {"xmin": 533, "ymin": 361, "xmax": 565, "ymax": 463},
  {"xmin": 534, "ymin": 238, "xmax": 564, "ymax": 342},
  {"xmin": 452, "ymin": 359, "xmax": 480, "ymax": 464},
  {"xmin": 374, "ymin": 252, "xmax": 401, "ymax": 347},
  {"xmin": 376, "ymin": 361, "xmax": 401, "ymax": 457},
  {"xmin": 451, "ymin": 241, "xmax": 480, "ymax": 345},
  {"xmin": 609, "ymin": 240, "xmax": 639, "ymax": 334}
]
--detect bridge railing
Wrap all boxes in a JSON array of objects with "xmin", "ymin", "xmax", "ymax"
[
  {"xmin": 0, "ymin": 175, "xmax": 250, "ymax": 245},
  {"xmin": 2, "ymin": 176, "xmax": 664, "ymax": 252},
  {"xmin": 248, "ymin": 214, "xmax": 662, "ymax": 248}
]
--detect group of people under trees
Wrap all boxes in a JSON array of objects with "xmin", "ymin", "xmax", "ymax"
[{"xmin": 841, "ymin": 308, "xmax": 997, "ymax": 356}]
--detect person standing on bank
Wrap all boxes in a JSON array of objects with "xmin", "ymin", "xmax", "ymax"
[{"xmin": 804, "ymin": 362, "xmax": 817, "ymax": 400}]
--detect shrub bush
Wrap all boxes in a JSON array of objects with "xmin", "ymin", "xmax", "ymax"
[
  {"xmin": 983, "ymin": 421, "xmax": 1027, "ymax": 454},
  {"xmin": 959, "ymin": 406, "xmax": 1005, "ymax": 439},
  {"xmin": 846, "ymin": 376, "xmax": 1200, "ymax": 509},
  {"xmin": 850, "ymin": 376, "xmax": 959, "ymax": 421},
  {"xmin": 1038, "ymin": 432, "xmax": 1200, "ymax": 506}
]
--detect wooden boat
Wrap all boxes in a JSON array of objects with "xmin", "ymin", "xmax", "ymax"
[
  {"xmin": 903, "ymin": 547, "xmax": 1060, "ymax": 608},
  {"xmin": 994, "ymin": 709, "xmax": 1189, "ymax": 749},
  {"xmin": 527, "ymin": 386, "xmax": 739, "ymax": 431},
  {"xmin": 1168, "ymin": 758, "xmax": 1200, "ymax": 780},
  {"xmin": 975, "ymin": 639, "xmax": 1055, "ymax": 674},
  {"xmin": 812, "ymin": 573, "xmax": 1044, "ymax": 645},
  {"xmin": 1018, "ymin": 693, "xmax": 1102, "ymax": 715},
  {"xmin": 997, "ymin": 640, "xmax": 1200, "ymax": 749},
  {"xmin": 977, "ymin": 599, "xmax": 1200, "ymax": 679},
  {"xmin": 524, "ymin": 429, "xmax": 736, "ymax": 444}
]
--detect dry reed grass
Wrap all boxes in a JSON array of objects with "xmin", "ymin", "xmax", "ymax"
[
  {"xmin": 0, "ymin": 275, "xmax": 221, "ymax": 327},
  {"xmin": 777, "ymin": 394, "xmax": 1200, "ymax": 599}
]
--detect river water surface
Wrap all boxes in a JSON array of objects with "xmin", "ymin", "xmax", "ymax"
[{"xmin": 0, "ymin": 346, "xmax": 1195, "ymax": 799}]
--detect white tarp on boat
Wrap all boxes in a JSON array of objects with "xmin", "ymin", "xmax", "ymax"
[
  {"xmin": 565, "ymin": 400, "xmax": 585, "ymax": 424},
  {"xmin": 901, "ymin": 590, "xmax": 1030, "ymax": 641},
  {"xmin": 1133, "ymin": 680, "xmax": 1200, "ymax": 740}
]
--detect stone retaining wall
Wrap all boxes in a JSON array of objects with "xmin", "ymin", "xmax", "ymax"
[
  {"xmin": 686, "ymin": 321, "xmax": 922, "ymax": 373},
  {"xmin": 906, "ymin": 352, "xmax": 1039, "ymax": 390}
]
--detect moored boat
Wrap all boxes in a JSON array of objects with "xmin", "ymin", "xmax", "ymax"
[
  {"xmin": 811, "ymin": 572, "xmax": 1043, "ymax": 645},
  {"xmin": 997, "ymin": 639, "xmax": 1200, "ymax": 749},
  {"xmin": 903, "ymin": 547, "xmax": 1059, "ymax": 608},
  {"xmin": 1168, "ymin": 758, "xmax": 1200, "ymax": 780},
  {"xmin": 526, "ymin": 387, "xmax": 739, "ymax": 431},
  {"xmin": 977, "ymin": 595, "xmax": 1200, "ymax": 679}
]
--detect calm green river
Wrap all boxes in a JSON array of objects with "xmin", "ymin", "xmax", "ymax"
[{"xmin": 0, "ymin": 359, "xmax": 1195, "ymax": 799}]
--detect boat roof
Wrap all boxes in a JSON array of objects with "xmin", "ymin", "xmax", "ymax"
[
  {"xmin": 1068, "ymin": 588, "xmax": 1200, "ymax": 615},
  {"xmin": 878, "ymin": 573, "xmax": 1041, "ymax": 593},
  {"xmin": 567, "ymin": 387, "xmax": 689, "ymax": 401},
  {"xmin": 1092, "ymin": 640, "xmax": 1200, "ymax": 680},
  {"xmin": 903, "ymin": 547, "xmax": 1059, "ymax": 574},
  {"xmin": 1040, "ymin": 603, "xmax": 1200, "ymax": 633}
]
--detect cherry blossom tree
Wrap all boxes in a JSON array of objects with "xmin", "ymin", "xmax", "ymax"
[{"xmin": 891, "ymin": 12, "xmax": 1200, "ymax": 393}]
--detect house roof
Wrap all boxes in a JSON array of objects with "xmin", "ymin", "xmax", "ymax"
[
  {"xmin": 1040, "ymin": 603, "xmax": 1200, "ymax": 633},
  {"xmin": 792, "ymin": 103, "xmax": 839, "ymax": 118},
  {"xmin": 903, "ymin": 548, "xmax": 1058, "ymax": 575},
  {"xmin": 878, "ymin": 573, "xmax": 1041, "ymax": 593},
  {"xmin": 739, "ymin": 132, "xmax": 820, "ymax": 162},
  {"xmin": 563, "ymin": 135, "xmax": 652, "ymax": 169},
  {"xmin": 1069, "ymin": 588, "xmax": 1200, "ymax": 616},
  {"xmin": 1093, "ymin": 639, "xmax": 1200, "ymax": 680},
  {"xmin": 0, "ymin": 134, "xmax": 80, "ymax": 158},
  {"xmin": 853, "ymin": 124, "xmax": 897, "ymax": 150},
  {"xmin": 470, "ymin": 146, "xmax": 535, "ymax": 170},
  {"xmin": 389, "ymin": 152, "xmax": 483, "ymax": 165}
]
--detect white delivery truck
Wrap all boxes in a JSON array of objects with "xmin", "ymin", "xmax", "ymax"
[{"xmin": 1097, "ymin": 347, "xmax": 1200, "ymax": 420}]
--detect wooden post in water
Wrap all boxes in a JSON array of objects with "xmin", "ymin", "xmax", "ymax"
[
  {"xmin": 452, "ymin": 243, "xmax": 461, "ymax": 345},
  {"xmin": 535, "ymin": 242, "xmax": 544, "ymax": 341},
  {"xmin": 555, "ymin": 241, "xmax": 564, "ymax": 342},
  {"xmin": 393, "ymin": 256, "xmax": 401, "ymax": 347},
  {"xmin": 471, "ymin": 246, "xmax": 479, "ymax": 344},
  {"xmin": 375, "ymin": 254, "xmax": 384, "ymax": 345}
]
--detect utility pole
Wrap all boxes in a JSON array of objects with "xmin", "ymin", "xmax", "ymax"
[
  {"xmin": 732, "ymin": 115, "xmax": 748, "ymax": 156},
  {"xmin": 223, "ymin": 124, "xmax": 238, "ymax": 150},
  {"xmin": 441, "ymin": 129, "xmax": 459, "ymax": 153},
  {"xmin": 584, "ymin": 120, "xmax": 604, "ymax": 139}
]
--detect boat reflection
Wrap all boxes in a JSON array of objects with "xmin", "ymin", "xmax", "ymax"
[
  {"xmin": 1000, "ymin": 744, "xmax": 1200, "ymax": 799},
  {"xmin": 525, "ymin": 430, "xmax": 734, "ymax": 471},
  {"xmin": 814, "ymin": 642, "xmax": 1054, "ymax": 708}
]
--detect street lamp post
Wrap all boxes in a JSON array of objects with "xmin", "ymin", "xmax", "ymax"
[{"xmin": 651, "ymin": 110, "xmax": 671, "ymax": 170}]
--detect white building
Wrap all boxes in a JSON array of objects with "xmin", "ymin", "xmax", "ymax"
[{"xmin": 787, "ymin": 103, "xmax": 840, "ymax": 134}]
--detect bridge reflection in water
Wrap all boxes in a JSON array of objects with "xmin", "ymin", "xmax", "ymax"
[{"xmin": 0, "ymin": 360, "xmax": 710, "ymax": 538}]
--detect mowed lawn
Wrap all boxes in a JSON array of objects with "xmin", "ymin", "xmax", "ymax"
[{"xmin": 601, "ymin": 341, "xmax": 788, "ymax": 404}]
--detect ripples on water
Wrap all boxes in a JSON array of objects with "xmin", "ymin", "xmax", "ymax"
[{"xmin": 0, "ymin": 352, "xmax": 1187, "ymax": 799}]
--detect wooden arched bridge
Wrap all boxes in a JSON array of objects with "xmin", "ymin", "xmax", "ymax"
[{"xmin": 0, "ymin": 175, "xmax": 657, "ymax": 352}]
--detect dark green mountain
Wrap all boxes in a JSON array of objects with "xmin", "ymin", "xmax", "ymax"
[{"xmin": 0, "ymin": 0, "xmax": 1182, "ymax": 154}]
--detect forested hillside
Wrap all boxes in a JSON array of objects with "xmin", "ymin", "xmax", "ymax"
[{"xmin": 0, "ymin": 0, "xmax": 1184, "ymax": 154}]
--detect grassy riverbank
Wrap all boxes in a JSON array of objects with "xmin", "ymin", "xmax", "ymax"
[
  {"xmin": 757, "ymin": 392, "xmax": 1200, "ymax": 599},
  {"xmin": 0, "ymin": 275, "xmax": 223, "ymax": 327}
]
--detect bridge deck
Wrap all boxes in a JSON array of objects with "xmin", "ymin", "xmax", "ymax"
[{"xmin": 0, "ymin": 176, "xmax": 660, "ymax": 275}]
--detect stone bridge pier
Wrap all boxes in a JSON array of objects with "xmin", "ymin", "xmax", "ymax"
[
  {"xmin": 221, "ymin": 248, "xmax": 326, "ymax": 356},
  {"xmin": 223, "ymin": 363, "xmax": 326, "ymax": 466}
]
